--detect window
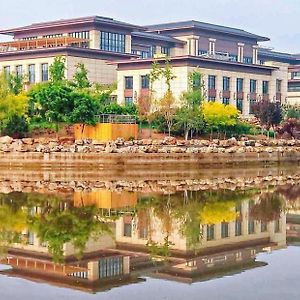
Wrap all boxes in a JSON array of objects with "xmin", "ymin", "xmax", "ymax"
[
  {"xmin": 221, "ymin": 222, "xmax": 229, "ymax": 238},
  {"xmin": 199, "ymin": 49, "xmax": 208, "ymax": 55},
  {"xmin": 207, "ymin": 225, "xmax": 215, "ymax": 241},
  {"xmin": 208, "ymin": 75, "xmax": 216, "ymax": 89},
  {"xmin": 149, "ymin": 46, "xmax": 156, "ymax": 58},
  {"xmin": 249, "ymin": 99, "xmax": 256, "ymax": 114},
  {"xmin": 223, "ymin": 98, "xmax": 230, "ymax": 105},
  {"xmin": 41, "ymin": 63, "xmax": 49, "ymax": 81},
  {"xmin": 237, "ymin": 99, "xmax": 243, "ymax": 112},
  {"xmin": 236, "ymin": 78, "xmax": 243, "ymax": 92},
  {"xmin": 262, "ymin": 81, "xmax": 269, "ymax": 95},
  {"xmin": 275, "ymin": 220, "xmax": 280, "ymax": 233},
  {"xmin": 229, "ymin": 54, "xmax": 238, "ymax": 62},
  {"xmin": 223, "ymin": 76, "xmax": 230, "ymax": 91},
  {"xmin": 123, "ymin": 223, "xmax": 132, "ymax": 237},
  {"xmin": 208, "ymin": 96, "xmax": 216, "ymax": 102},
  {"xmin": 141, "ymin": 75, "xmax": 149, "ymax": 89},
  {"xmin": 43, "ymin": 33, "xmax": 63, "ymax": 38},
  {"xmin": 276, "ymin": 79, "xmax": 282, "ymax": 93},
  {"xmin": 99, "ymin": 257, "xmax": 123, "ymax": 279},
  {"xmin": 250, "ymin": 79, "xmax": 257, "ymax": 93},
  {"xmin": 100, "ymin": 31, "xmax": 125, "ymax": 53},
  {"xmin": 235, "ymin": 221, "xmax": 242, "ymax": 236},
  {"xmin": 68, "ymin": 31, "xmax": 90, "ymax": 48},
  {"xmin": 28, "ymin": 232, "xmax": 34, "ymax": 245},
  {"xmin": 125, "ymin": 97, "xmax": 133, "ymax": 106},
  {"xmin": 125, "ymin": 76, "xmax": 133, "ymax": 89},
  {"xmin": 161, "ymin": 47, "xmax": 170, "ymax": 56},
  {"xmin": 248, "ymin": 220, "xmax": 255, "ymax": 234},
  {"xmin": 291, "ymin": 71, "xmax": 300, "ymax": 79},
  {"xmin": 261, "ymin": 222, "xmax": 268, "ymax": 232},
  {"xmin": 28, "ymin": 64, "xmax": 35, "ymax": 84},
  {"xmin": 3, "ymin": 66, "xmax": 10, "ymax": 77},
  {"xmin": 16, "ymin": 65, "xmax": 23, "ymax": 78},
  {"xmin": 243, "ymin": 56, "xmax": 253, "ymax": 64}
]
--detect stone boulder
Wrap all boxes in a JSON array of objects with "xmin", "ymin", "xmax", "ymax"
[{"xmin": 0, "ymin": 136, "xmax": 13, "ymax": 144}]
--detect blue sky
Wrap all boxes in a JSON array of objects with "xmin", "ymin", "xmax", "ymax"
[{"xmin": 0, "ymin": 0, "xmax": 299, "ymax": 53}]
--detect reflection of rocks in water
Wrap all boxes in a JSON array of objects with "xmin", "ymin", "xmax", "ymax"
[{"xmin": 0, "ymin": 174, "xmax": 299, "ymax": 195}]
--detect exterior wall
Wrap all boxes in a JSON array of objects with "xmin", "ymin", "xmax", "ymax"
[
  {"xmin": 66, "ymin": 55, "xmax": 117, "ymax": 84},
  {"xmin": 287, "ymin": 92, "xmax": 300, "ymax": 105},
  {"xmin": 0, "ymin": 56, "xmax": 57, "ymax": 84},
  {"xmin": 117, "ymin": 63, "xmax": 285, "ymax": 117}
]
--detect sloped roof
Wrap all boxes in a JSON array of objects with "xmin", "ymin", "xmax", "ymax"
[
  {"xmin": 0, "ymin": 16, "xmax": 142, "ymax": 35},
  {"xmin": 131, "ymin": 31, "xmax": 185, "ymax": 44},
  {"xmin": 147, "ymin": 20, "xmax": 269, "ymax": 42}
]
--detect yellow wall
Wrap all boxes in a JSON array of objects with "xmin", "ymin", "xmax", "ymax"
[{"xmin": 74, "ymin": 123, "xmax": 138, "ymax": 141}]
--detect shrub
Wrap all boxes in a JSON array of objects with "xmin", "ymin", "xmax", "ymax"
[{"xmin": 3, "ymin": 114, "xmax": 28, "ymax": 138}]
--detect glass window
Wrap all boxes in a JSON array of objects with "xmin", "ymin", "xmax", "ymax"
[
  {"xmin": 235, "ymin": 221, "xmax": 242, "ymax": 236},
  {"xmin": 100, "ymin": 31, "xmax": 125, "ymax": 53},
  {"xmin": 250, "ymin": 79, "xmax": 257, "ymax": 93},
  {"xmin": 199, "ymin": 49, "xmax": 208, "ymax": 55},
  {"xmin": 249, "ymin": 99, "xmax": 256, "ymax": 114},
  {"xmin": 223, "ymin": 98, "xmax": 230, "ymax": 105},
  {"xmin": 28, "ymin": 232, "xmax": 34, "ymax": 245},
  {"xmin": 229, "ymin": 54, "xmax": 238, "ymax": 61},
  {"xmin": 149, "ymin": 46, "xmax": 156, "ymax": 58},
  {"xmin": 261, "ymin": 222, "xmax": 268, "ymax": 232},
  {"xmin": 141, "ymin": 75, "xmax": 149, "ymax": 89},
  {"xmin": 221, "ymin": 222, "xmax": 229, "ymax": 238},
  {"xmin": 123, "ymin": 223, "xmax": 132, "ymax": 237},
  {"xmin": 275, "ymin": 220, "xmax": 280, "ymax": 233},
  {"xmin": 125, "ymin": 76, "xmax": 133, "ymax": 89},
  {"xmin": 125, "ymin": 97, "xmax": 133, "ymax": 106},
  {"xmin": 41, "ymin": 63, "xmax": 49, "ymax": 82},
  {"xmin": 223, "ymin": 76, "xmax": 230, "ymax": 91},
  {"xmin": 237, "ymin": 99, "xmax": 243, "ymax": 112},
  {"xmin": 3, "ymin": 66, "xmax": 10, "ymax": 77},
  {"xmin": 68, "ymin": 31, "xmax": 90, "ymax": 48},
  {"xmin": 236, "ymin": 78, "xmax": 243, "ymax": 92},
  {"xmin": 248, "ymin": 220, "xmax": 255, "ymax": 234},
  {"xmin": 208, "ymin": 96, "xmax": 216, "ymax": 102},
  {"xmin": 291, "ymin": 71, "xmax": 300, "ymax": 79},
  {"xmin": 207, "ymin": 225, "xmax": 215, "ymax": 241},
  {"xmin": 161, "ymin": 47, "xmax": 170, "ymax": 56},
  {"xmin": 208, "ymin": 75, "xmax": 216, "ymax": 89},
  {"xmin": 28, "ymin": 64, "xmax": 35, "ymax": 84},
  {"xmin": 16, "ymin": 65, "xmax": 23, "ymax": 78},
  {"xmin": 243, "ymin": 56, "xmax": 253, "ymax": 64},
  {"xmin": 276, "ymin": 79, "xmax": 282, "ymax": 93},
  {"xmin": 262, "ymin": 81, "xmax": 269, "ymax": 94}
]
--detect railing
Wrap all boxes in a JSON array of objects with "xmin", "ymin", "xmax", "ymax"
[{"xmin": 95, "ymin": 114, "xmax": 137, "ymax": 124}]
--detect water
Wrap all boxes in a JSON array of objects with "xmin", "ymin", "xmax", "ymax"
[{"xmin": 0, "ymin": 165, "xmax": 299, "ymax": 299}]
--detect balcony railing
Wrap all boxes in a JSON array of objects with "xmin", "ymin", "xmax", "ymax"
[
  {"xmin": 96, "ymin": 114, "xmax": 137, "ymax": 124},
  {"xmin": 0, "ymin": 37, "xmax": 90, "ymax": 53}
]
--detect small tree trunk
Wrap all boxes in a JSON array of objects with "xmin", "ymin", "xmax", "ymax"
[{"xmin": 185, "ymin": 129, "xmax": 189, "ymax": 141}]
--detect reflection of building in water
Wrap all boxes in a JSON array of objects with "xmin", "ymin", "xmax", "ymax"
[
  {"xmin": 115, "ymin": 198, "xmax": 286, "ymax": 253},
  {"xmin": 74, "ymin": 190, "xmax": 138, "ymax": 215},
  {"xmin": 0, "ymin": 190, "xmax": 288, "ymax": 292},
  {"xmin": 286, "ymin": 202, "xmax": 300, "ymax": 246}
]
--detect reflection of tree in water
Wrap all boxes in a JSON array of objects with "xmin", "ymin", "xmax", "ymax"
[
  {"xmin": 276, "ymin": 184, "xmax": 300, "ymax": 204},
  {"xmin": 0, "ymin": 192, "xmax": 112, "ymax": 263},
  {"xmin": 250, "ymin": 192, "xmax": 286, "ymax": 222},
  {"xmin": 138, "ymin": 189, "xmax": 259, "ymax": 256}
]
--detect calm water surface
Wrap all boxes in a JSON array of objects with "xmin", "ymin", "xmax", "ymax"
[{"xmin": 0, "ymin": 166, "xmax": 299, "ymax": 299}]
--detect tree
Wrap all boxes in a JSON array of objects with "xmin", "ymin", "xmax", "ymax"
[
  {"xmin": 49, "ymin": 56, "xmax": 66, "ymax": 83},
  {"xmin": 68, "ymin": 91, "xmax": 99, "ymax": 125},
  {"xmin": 202, "ymin": 102, "xmax": 239, "ymax": 138},
  {"xmin": 159, "ymin": 91, "xmax": 176, "ymax": 136},
  {"xmin": 176, "ymin": 69, "xmax": 205, "ymax": 140},
  {"xmin": 28, "ymin": 82, "xmax": 74, "ymax": 131},
  {"xmin": 72, "ymin": 63, "xmax": 91, "ymax": 89},
  {"xmin": 253, "ymin": 100, "xmax": 282, "ymax": 129}
]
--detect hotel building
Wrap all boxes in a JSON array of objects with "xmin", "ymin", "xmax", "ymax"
[{"xmin": 0, "ymin": 16, "xmax": 297, "ymax": 116}]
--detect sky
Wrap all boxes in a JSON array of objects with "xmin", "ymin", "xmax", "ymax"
[{"xmin": 0, "ymin": 0, "xmax": 299, "ymax": 53}]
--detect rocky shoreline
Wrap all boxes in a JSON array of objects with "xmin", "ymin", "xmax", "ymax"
[{"xmin": 0, "ymin": 136, "xmax": 300, "ymax": 154}]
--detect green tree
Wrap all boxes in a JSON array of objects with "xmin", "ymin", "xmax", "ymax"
[
  {"xmin": 176, "ymin": 69, "xmax": 205, "ymax": 139},
  {"xmin": 72, "ymin": 63, "xmax": 91, "ymax": 89},
  {"xmin": 49, "ymin": 56, "xmax": 66, "ymax": 83}
]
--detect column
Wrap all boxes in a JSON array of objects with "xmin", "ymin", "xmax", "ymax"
[
  {"xmin": 90, "ymin": 30, "xmax": 100, "ymax": 49},
  {"xmin": 252, "ymin": 45, "xmax": 258, "ymax": 64},
  {"xmin": 133, "ymin": 74, "xmax": 141, "ymax": 104},
  {"xmin": 123, "ymin": 256, "xmax": 130, "ymax": 274},
  {"xmin": 216, "ymin": 73, "xmax": 223, "ymax": 103},
  {"xmin": 209, "ymin": 38, "xmax": 216, "ymax": 55},
  {"xmin": 243, "ymin": 78, "xmax": 250, "ymax": 116},
  {"xmin": 36, "ymin": 63, "xmax": 42, "ymax": 83},
  {"xmin": 88, "ymin": 261, "xmax": 99, "ymax": 281},
  {"xmin": 125, "ymin": 34, "xmax": 132, "ymax": 54},
  {"xmin": 238, "ymin": 43, "xmax": 244, "ymax": 63},
  {"xmin": 230, "ymin": 76, "xmax": 237, "ymax": 107}
]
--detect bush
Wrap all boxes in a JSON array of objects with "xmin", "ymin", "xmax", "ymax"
[{"xmin": 3, "ymin": 114, "xmax": 29, "ymax": 138}]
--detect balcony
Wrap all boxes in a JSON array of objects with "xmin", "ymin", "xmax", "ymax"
[
  {"xmin": 0, "ymin": 36, "xmax": 90, "ymax": 53},
  {"xmin": 208, "ymin": 89, "xmax": 216, "ymax": 98},
  {"xmin": 250, "ymin": 93, "xmax": 257, "ymax": 101},
  {"xmin": 262, "ymin": 94, "xmax": 269, "ymax": 101},
  {"xmin": 237, "ymin": 91, "xmax": 244, "ymax": 100}
]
